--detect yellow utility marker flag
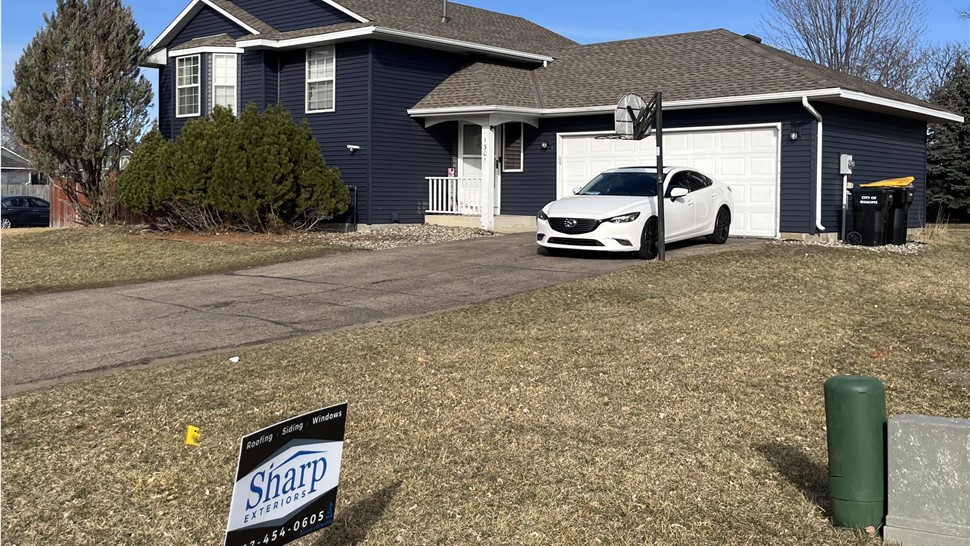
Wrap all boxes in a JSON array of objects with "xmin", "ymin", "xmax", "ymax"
[
  {"xmin": 185, "ymin": 425, "xmax": 201, "ymax": 446},
  {"xmin": 860, "ymin": 177, "xmax": 915, "ymax": 188}
]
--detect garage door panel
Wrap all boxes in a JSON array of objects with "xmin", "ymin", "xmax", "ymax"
[
  {"xmin": 748, "ymin": 212, "xmax": 776, "ymax": 234},
  {"xmin": 565, "ymin": 138, "xmax": 590, "ymax": 154},
  {"xmin": 718, "ymin": 132, "xmax": 746, "ymax": 150},
  {"xmin": 721, "ymin": 158, "xmax": 746, "ymax": 177},
  {"xmin": 558, "ymin": 127, "xmax": 779, "ymax": 238},
  {"xmin": 690, "ymin": 158, "xmax": 717, "ymax": 173},
  {"xmin": 666, "ymin": 133, "xmax": 690, "ymax": 152},
  {"xmin": 750, "ymin": 157, "xmax": 776, "ymax": 176},
  {"xmin": 750, "ymin": 186, "xmax": 775, "ymax": 204},
  {"xmin": 750, "ymin": 128, "xmax": 778, "ymax": 149}
]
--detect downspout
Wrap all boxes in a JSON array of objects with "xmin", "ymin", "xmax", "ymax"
[{"xmin": 801, "ymin": 96, "xmax": 825, "ymax": 232}]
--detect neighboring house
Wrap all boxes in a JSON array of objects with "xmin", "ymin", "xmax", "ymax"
[
  {"xmin": 1, "ymin": 146, "xmax": 41, "ymax": 185},
  {"xmin": 145, "ymin": 0, "xmax": 963, "ymax": 238}
]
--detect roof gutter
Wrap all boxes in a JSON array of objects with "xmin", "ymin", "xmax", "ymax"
[
  {"xmin": 408, "ymin": 87, "xmax": 963, "ymax": 123},
  {"xmin": 802, "ymin": 96, "xmax": 825, "ymax": 233}
]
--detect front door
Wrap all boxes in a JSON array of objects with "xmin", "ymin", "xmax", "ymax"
[{"xmin": 458, "ymin": 123, "xmax": 500, "ymax": 214}]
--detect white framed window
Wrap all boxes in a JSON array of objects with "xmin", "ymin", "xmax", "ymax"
[
  {"xmin": 306, "ymin": 46, "xmax": 335, "ymax": 113},
  {"xmin": 212, "ymin": 54, "xmax": 237, "ymax": 114},
  {"xmin": 503, "ymin": 122, "xmax": 524, "ymax": 172},
  {"xmin": 176, "ymin": 55, "xmax": 201, "ymax": 117}
]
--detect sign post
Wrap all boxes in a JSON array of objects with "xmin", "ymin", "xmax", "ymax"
[
  {"xmin": 655, "ymin": 92, "xmax": 665, "ymax": 261},
  {"xmin": 224, "ymin": 402, "xmax": 348, "ymax": 546}
]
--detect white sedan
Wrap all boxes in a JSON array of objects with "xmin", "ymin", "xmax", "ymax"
[{"xmin": 536, "ymin": 166, "xmax": 734, "ymax": 259}]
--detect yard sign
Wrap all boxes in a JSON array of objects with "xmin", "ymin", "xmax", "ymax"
[{"xmin": 224, "ymin": 402, "xmax": 348, "ymax": 546}]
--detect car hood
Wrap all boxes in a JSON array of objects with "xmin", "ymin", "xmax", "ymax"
[{"xmin": 544, "ymin": 195, "xmax": 655, "ymax": 218}]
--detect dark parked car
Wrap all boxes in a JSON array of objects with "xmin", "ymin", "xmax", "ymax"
[{"xmin": 1, "ymin": 196, "xmax": 50, "ymax": 228}]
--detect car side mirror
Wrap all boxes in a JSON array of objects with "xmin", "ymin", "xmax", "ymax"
[
  {"xmin": 571, "ymin": 187, "xmax": 581, "ymax": 194},
  {"xmin": 669, "ymin": 187, "xmax": 689, "ymax": 200}
]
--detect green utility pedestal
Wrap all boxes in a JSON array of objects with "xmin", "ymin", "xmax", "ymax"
[{"xmin": 824, "ymin": 375, "xmax": 887, "ymax": 530}]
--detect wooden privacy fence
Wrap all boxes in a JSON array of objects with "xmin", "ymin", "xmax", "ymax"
[{"xmin": 1, "ymin": 184, "xmax": 51, "ymax": 201}]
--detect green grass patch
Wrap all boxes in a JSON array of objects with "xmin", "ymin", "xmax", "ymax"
[
  {"xmin": 2, "ymin": 229, "xmax": 968, "ymax": 545},
  {"xmin": 1, "ymin": 228, "xmax": 347, "ymax": 296}
]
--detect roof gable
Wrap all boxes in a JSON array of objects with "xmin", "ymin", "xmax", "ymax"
[
  {"xmin": 149, "ymin": 0, "xmax": 275, "ymax": 52},
  {"xmin": 231, "ymin": 0, "xmax": 361, "ymax": 32}
]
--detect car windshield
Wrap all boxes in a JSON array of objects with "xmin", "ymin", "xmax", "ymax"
[{"xmin": 576, "ymin": 171, "xmax": 658, "ymax": 197}]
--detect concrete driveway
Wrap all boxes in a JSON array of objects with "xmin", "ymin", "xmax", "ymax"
[{"xmin": 1, "ymin": 232, "xmax": 761, "ymax": 394}]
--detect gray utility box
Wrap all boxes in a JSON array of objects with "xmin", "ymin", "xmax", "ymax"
[{"xmin": 884, "ymin": 415, "xmax": 970, "ymax": 546}]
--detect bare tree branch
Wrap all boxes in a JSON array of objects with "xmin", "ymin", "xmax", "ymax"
[{"xmin": 759, "ymin": 0, "xmax": 929, "ymax": 95}]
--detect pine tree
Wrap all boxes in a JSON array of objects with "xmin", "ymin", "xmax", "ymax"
[
  {"xmin": 926, "ymin": 56, "xmax": 970, "ymax": 222},
  {"xmin": 2, "ymin": 0, "xmax": 152, "ymax": 225},
  {"xmin": 117, "ymin": 128, "xmax": 172, "ymax": 213}
]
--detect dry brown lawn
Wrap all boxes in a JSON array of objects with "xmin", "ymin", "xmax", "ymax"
[
  {"xmin": 2, "ymin": 227, "xmax": 968, "ymax": 545},
  {"xmin": 0, "ymin": 227, "xmax": 348, "ymax": 296}
]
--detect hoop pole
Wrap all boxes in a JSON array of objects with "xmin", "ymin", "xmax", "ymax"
[{"xmin": 655, "ymin": 92, "xmax": 665, "ymax": 261}]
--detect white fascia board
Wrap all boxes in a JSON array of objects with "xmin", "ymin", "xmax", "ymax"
[
  {"xmin": 148, "ymin": 0, "xmax": 259, "ymax": 52},
  {"xmin": 237, "ymin": 26, "xmax": 554, "ymax": 63},
  {"xmin": 237, "ymin": 27, "xmax": 377, "ymax": 49},
  {"xmin": 838, "ymin": 90, "xmax": 963, "ymax": 123},
  {"xmin": 169, "ymin": 46, "xmax": 245, "ymax": 57},
  {"xmin": 409, "ymin": 87, "xmax": 963, "ymax": 122},
  {"xmin": 374, "ymin": 28, "xmax": 555, "ymax": 63},
  {"xmin": 408, "ymin": 105, "xmax": 544, "ymax": 117},
  {"xmin": 145, "ymin": 49, "xmax": 168, "ymax": 67},
  {"xmin": 319, "ymin": 0, "xmax": 369, "ymax": 23}
]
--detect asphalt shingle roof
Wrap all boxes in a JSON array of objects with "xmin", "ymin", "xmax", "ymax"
[
  {"xmin": 226, "ymin": 0, "xmax": 575, "ymax": 55},
  {"xmin": 208, "ymin": 0, "xmax": 278, "ymax": 36},
  {"xmin": 415, "ymin": 62, "xmax": 543, "ymax": 110},
  {"xmin": 335, "ymin": 0, "xmax": 576, "ymax": 55},
  {"xmin": 414, "ymin": 29, "xmax": 938, "ymax": 111},
  {"xmin": 171, "ymin": 33, "xmax": 239, "ymax": 50}
]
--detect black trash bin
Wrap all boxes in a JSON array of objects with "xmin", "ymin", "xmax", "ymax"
[
  {"xmin": 847, "ymin": 187, "xmax": 894, "ymax": 246},
  {"xmin": 884, "ymin": 185, "xmax": 914, "ymax": 245}
]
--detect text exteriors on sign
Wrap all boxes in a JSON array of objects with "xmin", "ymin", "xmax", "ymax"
[{"xmin": 224, "ymin": 403, "xmax": 348, "ymax": 546}]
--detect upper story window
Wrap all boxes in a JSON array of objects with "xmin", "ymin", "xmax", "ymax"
[
  {"xmin": 503, "ymin": 123, "xmax": 524, "ymax": 172},
  {"xmin": 212, "ymin": 54, "xmax": 238, "ymax": 114},
  {"xmin": 176, "ymin": 55, "xmax": 201, "ymax": 117},
  {"xmin": 306, "ymin": 46, "xmax": 335, "ymax": 113}
]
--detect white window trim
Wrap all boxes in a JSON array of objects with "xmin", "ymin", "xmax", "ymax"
[
  {"xmin": 502, "ymin": 122, "xmax": 524, "ymax": 173},
  {"xmin": 175, "ymin": 54, "xmax": 201, "ymax": 118},
  {"xmin": 306, "ymin": 46, "xmax": 336, "ymax": 114},
  {"xmin": 211, "ymin": 53, "xmax": 238, "ymax": 115}
]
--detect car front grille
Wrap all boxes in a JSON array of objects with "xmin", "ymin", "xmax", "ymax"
[
  {"xmin": 549, "ymin": 217, "xmax": 600, "ymax": 234},
  {"xmin": 547, "ymin": 238, "xmax": 604, "ymax": 247}
]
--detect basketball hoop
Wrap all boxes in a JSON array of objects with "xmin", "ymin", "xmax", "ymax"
[{"xmin": 610, "ymin": 92, "xmax": 659, "ymax": 141}]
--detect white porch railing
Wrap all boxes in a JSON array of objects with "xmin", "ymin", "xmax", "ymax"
[{"xmin": 426, "ymin": 177, "xmax": 483, "ymax": 215}]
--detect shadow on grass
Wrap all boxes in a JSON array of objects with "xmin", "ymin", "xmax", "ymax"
[
  {"xmin": 313, "ymin": 480, "xmax": 402, "ymax": 546},
  {"xmin": 757, "ymin": 442, "xmax": 831, "ymax": 516}
]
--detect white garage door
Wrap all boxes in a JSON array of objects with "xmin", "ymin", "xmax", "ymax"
[{"xmin": 557, "ymin": 125, "xmax": 780, "ymax": 238}]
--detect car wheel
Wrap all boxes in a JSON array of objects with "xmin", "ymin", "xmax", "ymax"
[
  {"xmin": 636, "ymin": 217, "xmax": 659, "ymax": 259},
  {"xmin": 1, "ymin": 218, "xmax": 11, "ymax": 229},
  {"xmin": 706, "ymin": 207, "xmax": 731, "ymax": 244}
]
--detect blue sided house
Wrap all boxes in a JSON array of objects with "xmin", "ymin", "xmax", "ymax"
[{"xmin": 145, "ymin": 0, "xmax": 963, "ymax": 238}]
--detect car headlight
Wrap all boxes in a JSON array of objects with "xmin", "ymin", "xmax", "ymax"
[
  {"xmin": 606, "ymin": 212, "xmax": 640, "ymax": 223},
  {"xmin": 537, "ymin": 210, "xmax": 549, "ymax": 221}
]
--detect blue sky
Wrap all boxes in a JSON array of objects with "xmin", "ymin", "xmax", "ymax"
[{"xmin": 2, "ymin": 0, "xmax": 968, "ymax": 118}]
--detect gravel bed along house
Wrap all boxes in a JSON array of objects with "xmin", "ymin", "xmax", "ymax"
[{"xmin": 318, "ymin": 224, "xmax": 497, "ymax": 250}]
